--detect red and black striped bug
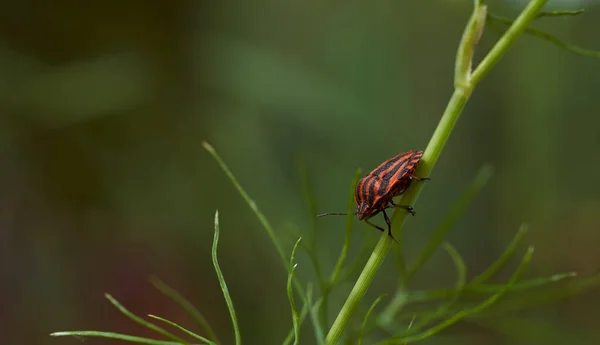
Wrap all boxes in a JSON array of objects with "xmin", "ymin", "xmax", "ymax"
[{"xmin": 318, "ymin": 150, "xmax": 429, "ymax": 239}]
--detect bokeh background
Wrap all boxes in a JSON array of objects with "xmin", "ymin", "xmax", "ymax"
[{"xmin": 2, "ymin": 0, "xmax": 600, "ymax": 344}]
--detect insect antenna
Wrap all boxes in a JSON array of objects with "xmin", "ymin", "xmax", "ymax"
[{"xmin": 316, "ymin": 212, "xmax": 356, "ymax": 218}]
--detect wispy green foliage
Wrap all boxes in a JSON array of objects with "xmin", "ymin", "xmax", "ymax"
[
  {"xmin": 379, "ymin": 243, "xmax": 468, "ymax": 338},
  {"xmin": 405, "ymin": 271, "xmax": 576, "ymax": 303},
  {"xmin": 380, "ymin": 165, "xmax": 492, "ymax": 327},
  {"xmin": 535, "ymin": 9, "xmax": 584, "ymax": 19},
  {"xmin": 203, "ymin": 142, "xmax": 288, "ymax": 268},
  {"xmin": 358, "ymin": 294, "xmax": 386, "ymax": 345},
  {"xmin": 203, "ymin": 141, "xmax": 310, "ymax": 309},
  {"xmin": 149, "ymin": 276, "xmax": 219, "ymax": 344},
  {"xmin": 378, "ymin": 247, "xmax": 535, "ymax": 345},
  {"xmin": 287, "ymin": 237, "xmax": 302, "ymax": 345},
  {"xmin": 307, "ymin": 285, "xmax": 326, "ymax": 345},
  {"xmin": 104, "ymin": 294, "xmax": 191, "ymax": 344},
  {"xmin": 50, "ymin": 294, "xmax": 199, "ymax": 345},
  {"xmin": 444, "ymin": 243, "xmax": 468, "ymax": 295},
  {"xmin": 282, "ymin": 295, "xmax": 312, "ymax": 345},
  {"xmin": 470, "ymin": 224, "xmax": 528, "ymax": 286},
  {"xmin": 487, "ymin": 11, "xmax": 600, "ymax": 59},
  {"xmin": 51, "ymin": 331, "xmax": 186, "ymax": 345},
  {"xmin": 486, "ymin": 271, "xmax": 600, "ymax": 315},
  {"xmin": 148, "ymin": 315, "xmax": 217, "ymax": 345},
  {"xmin": 212, "ymin": 210, "xmax": 241, "ymax": 345},
  {"xmin": 204, "ymin": 141, "xmax": 314, "ymax": 337},
  {"xmin": 405, "ymin": 164, "xmax": 493, "ymax": 283}
]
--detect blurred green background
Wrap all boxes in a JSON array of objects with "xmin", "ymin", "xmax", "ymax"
[{"xmin": 2, "ymin": 0, "xmax": 600, "ymax": 344}]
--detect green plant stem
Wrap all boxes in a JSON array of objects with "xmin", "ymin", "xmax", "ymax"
[
  {"xmin": 325, "ymin": 234, "xmax": 393, "ymax": 344},
  {"xmin": 471, "ymin": 0, "xmax": 549, "ymax": 86},
  {"xmin": 324, "ymin": 1, "xmax": 547, "ymax": 344},
  {"xmin": 325, "ymin": 85, "xmax": 472, "ymax": 345}
]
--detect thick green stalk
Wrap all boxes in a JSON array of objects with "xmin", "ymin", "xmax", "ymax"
[
  {"xmin": 324, "ymin": 233, "xmax": 393, "ymax": 344},
  {"xmin": 324, "ymin": 1, "xmax": 547, "ymax": 344}
]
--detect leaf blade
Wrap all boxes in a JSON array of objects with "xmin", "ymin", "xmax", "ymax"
[
  {"xmin": 287, "ymin": 238, "xmax": 303, "ymax": 345},
  {"xmin": 149, "ymin": 276, "xmax": 220, "ymax": 344},
  {"xmin": 212, "ymin": 210, "xmax": 242, "ymax": 345},
  {"xmin": 50, "ymin": 331, "xmax": 187, "ymax": 345}
]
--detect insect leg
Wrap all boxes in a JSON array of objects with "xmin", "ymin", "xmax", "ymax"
[
  {"xmin": 364, "ymin": 219, "xmax": 385, "ymax": 233},
  {"xmin": 381, "ymin": 209, "xmax": 399, "ymax": 243},
  {"xmin": 389, "ymin": 201, "xmax": 416, "ymax": 216},
  {"xmin": 409, "ymin": 176, "xmax": 431, "ymax": 181},
  {"xmin": 364, "ymin": 217, "xmax": 399, "ymax": 243}
]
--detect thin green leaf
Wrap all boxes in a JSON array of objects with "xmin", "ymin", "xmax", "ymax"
[
  {"xmin": 212, "ymin": 210, "xmax": 241, "ymax": 345},
  {"xmin": 105, "ymin": 294, "xmax": 190, "ymax": 345},
  {"xmin": 307, "ymin": 284, "xmax": 325, "ymax": 345},
  {"xmin": 203, "ymin": 142, "xmax": 308, "ymax": 308},
  {"xmin": 406, "ymin": 315, "xmax": 417, "ymax": 332},
  {"xmin": 375, "ymin": 287, "xmax": 408, "ymax": 332},
  {"xmin": 357, "ymin": 294, "xmax": 386, "ymax": 345},
  {"xmin": 472, "ymin": 272, "xmax": 576, "ymax": 293},
  {"xmin": 444, "ymin": 242, "xmax": 468, "ymax": 293},
  {"xmin": 149, "ymin": 277, "xmax": 220, "ymax": 344},
  {"xmin": 282, "ymin": 295, "xmax": 312, "ymax": 345},
  {"xmin": 287, "ymin": 237, "xmax": 302, "ymax": 345},
  {"xmin": 406, "ymin": 271, "xmax": 576, "ymax": 303},
  {"xmin": 379, "ymin": 166, "xmax": 491, "ymax": 328},
  {"xmin": 469, "ymin": 224, "xmax": 528, "ymax": 286},
  {"xmin": 523, "ymin": 25, "xmax": 600, "ymax": 58},
  {"xmin": 148, "ymin": 315, "xmax": 217, "ymax": 345},
  {"xmin": 484, "ymin": 271, "xmax": 600, "ymax": 315},
  {"xmin": 203, "ymin": 142, "xmax": 287, "ymax": 267},
  {"xmin": 405, "ymin": 164, "xmax": 492, "ymax": 282},
  {"xmin": 391, "ymin": 246, "xmax": 535, "ymax": 345},
  {"xmin": 50, "ymin": 331, "xmax": 186, "ymax": 345},
  {"xmin": 487, "ymin": 13, "xmax": 600, "ymax": 59},
  {"xmin": 535, "ymin": 9, "xmax": 585, "ymax": 19},
  {"xmin": 303, "ymin": 249, "xmax": 326, "ymax": 329}
]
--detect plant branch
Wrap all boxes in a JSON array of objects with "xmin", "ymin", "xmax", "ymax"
[
  {"xmin": 324, "ymin": 1, "xmax": 548, "ymax": 344},
  {"xmin": 471, "ymin": 0, "xmax": 549, "ymax": 86}
]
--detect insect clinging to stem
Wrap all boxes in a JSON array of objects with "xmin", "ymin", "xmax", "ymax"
[{"xmin": 318, "ymin": 149, "xmax": 429, "ymax": 240}]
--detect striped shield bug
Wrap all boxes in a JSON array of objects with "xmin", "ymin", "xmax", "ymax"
[{"xmin": 318, "ymin": 150, "xmax": 429, "ymax": 239}]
